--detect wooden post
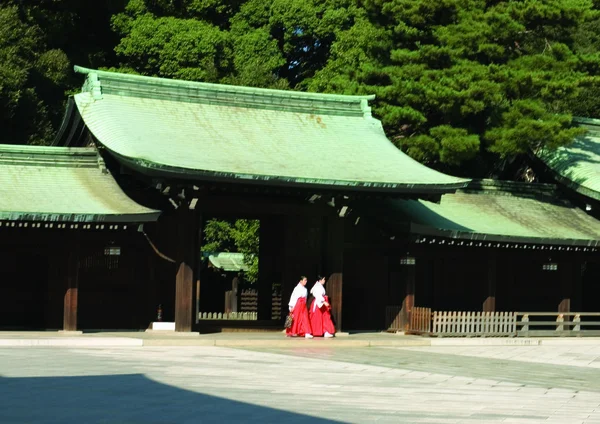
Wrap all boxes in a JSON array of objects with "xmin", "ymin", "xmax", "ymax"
[
  {"xmin": 326, "ymin": 216, "xmax": 344, "ymax": 332},
  {"xmin": 195, "ymin": 213, "xmax": 204, "ymax": 325},
  {"xmin": 63, "ymin": 244, "xmax": 79, "ymax": 332},
  {"xmin": 175, "ymin": 262, "xmax": 193, "ymax": 331},
  {"xmin": 258, "ymin": 217, "xmax": 284, "ymax": 321},
  {"xmin": 559, "ymin": 259, "xmax": 571, "ymax": 315},
  {"xmin": 483, "ymin": 252, "xmax": 497, "ymax": 312},
  {"xmin": 399, "ymin": 255, "xmax": 416, "ymax": 331},
  {"xmin": 174, "ymin": 207, "xmax": 200, "ymax": 332},
  {"xmin": 281, "ymin": 216, "xmax": 298, "ymax": 321},
  {"xmin": 571, "ymin": 260, "xmax": 583, "ymax": 312}
]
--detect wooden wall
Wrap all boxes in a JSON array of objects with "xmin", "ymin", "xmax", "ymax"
[{"xmin": 0, "ymin": 227, "xmax": 156, "ymax": 330}]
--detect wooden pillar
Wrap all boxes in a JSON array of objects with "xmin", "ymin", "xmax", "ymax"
[
  {"xmin": 195, "ymin": 213, "xmax": 204, "ymax": 325},
  {"xmin": 399, "ymin": 254, "xmax": 416, "ymax": 331},
  {"xmin": 326, "ymin": 216, "xmax": 344, "ymax": 332},
  {"xmin": 174, "ymin": 207, "xmax": 200, "ymax": 332},
  {"xmin": 572, "ymin": 260, "xmax": 583, "ymax": 312},
  {"xmin": 432, "ymin": 257, "xmax": 444, "ymax": 310},
  {"xmin": 281, "ymin": 216, "xmax": 298, "ymax": 320},
  {"xmin": 63, "ymin": 241, "xmax": 79, "ymax": 331},
  {"xmin": 559, "ymin": 259, "xmax": 572, "ymax": 314},
  {"xmin": 258, "ymin": 217, "xmax": 284, "ymax": 320},
  {"xmin": 175, "ymin": 262, "xmax": 193, "ymax": 331},
  {"xmin": 483, "ymin": 251, "xmax": 497, "ymax": 312}
]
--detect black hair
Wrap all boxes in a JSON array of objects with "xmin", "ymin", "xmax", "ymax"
[
  {"xmin": 317, "ymin": 275, "xmax": 325, "ymax": 281},
  {"xmin": 299, "ymin": 275, "xmax": 307, "ymax": 280}
]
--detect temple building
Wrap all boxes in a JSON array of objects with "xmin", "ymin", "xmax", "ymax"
[{"xmin": 1, "ymin": 66, "xmax": 600, "ymax": 332}]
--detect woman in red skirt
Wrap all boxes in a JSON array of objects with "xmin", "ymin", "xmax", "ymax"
[
  {"xmin": 309, "ymin": 276, "xmax": 335, "ymax": 337},
  {"xmin": 286, "ymin": 276, "xmax": 313, "ymax": 338}
]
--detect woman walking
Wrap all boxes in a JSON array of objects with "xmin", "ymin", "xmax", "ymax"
[
  {"xmin": 309, "ymin": 276, "xmax": 335, "ymax": 337},
  {"xmin": 286, "ymin": 276, "xmax": 313, "ymax": 338}
]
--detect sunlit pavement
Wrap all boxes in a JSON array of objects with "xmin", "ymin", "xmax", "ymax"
[{"xmin": 1, "ymin": 344, "xmax": 600, "ymax": 423}]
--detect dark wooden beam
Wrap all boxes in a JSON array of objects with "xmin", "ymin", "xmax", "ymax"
[
  {"xmin": 195, "ymin": 213, "xmax": 204, "ymax": 325},
  {"xmin": 398, "ymin": 255, "xmax": 416, "ymax": 331},
  {"xmin": 559, "ymin": 259, "xmax": 572, "ymax": 314},
  {"xmin": 483, "ymin": 252, "xmax": 497, "ymax": 312},
  {"xmin": 572, "ymin": 260, "xmax": 583, "ymax": 312},
  {"xmin": 326, "ymin": 217, "xmax": 344, "ymax": 332},
  {"xmin": 196, "ymin": 194, "xmax": 336, "ymax": 217},
  {"xmin": 63, "ymin": 245, "xmax": 79, "ymax": 331},
  {"xmin": 175, "ymin": 263, "xmax": 193, "ymax": 331},
  {"xmin": 258, "ymin": 216, "xmax": 284, "ymax": 320},
  {"xmin": 174, "ymin": 207, "xmax": 200, "ymax": 332}
]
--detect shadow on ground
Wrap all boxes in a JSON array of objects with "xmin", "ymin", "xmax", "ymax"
[{"xmin": 0, "ymin": 373, "xmax": 340, "ymax": 423}]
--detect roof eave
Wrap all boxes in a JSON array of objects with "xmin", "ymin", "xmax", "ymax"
[
  {"xmin": 530, "ymin": 152, "xmax": 600, "ymax": 202},
  {"xmin": 0, "ymin": 211, "xmax": 160, "ymax": 223},
  {"xmin": 109, "ymin": 150, "xmax": 468, "ymax": 195},
  {"xmin": 409, "ymin": 223, "xmax": 600, "ymax": 247}
]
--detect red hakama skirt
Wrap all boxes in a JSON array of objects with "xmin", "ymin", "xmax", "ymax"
[
  {"xmin": 309, "ymin": 295, "xmax": 335, "ymax": 337},
  {"xmin": 286, "ymin": 297, "xmax": 312, "ymax": 337}
]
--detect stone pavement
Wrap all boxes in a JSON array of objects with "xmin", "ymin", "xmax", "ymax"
[{"xmin": 2, "ymin": 342, "xmax": 600, "ymax": 423}]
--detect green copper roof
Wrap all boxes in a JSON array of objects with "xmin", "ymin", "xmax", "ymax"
[
  {"xmin": 379, "ymin": 180, "xmax": 600, "ymax": 246},
  {"xmin": 204, "ymin": 252, "xmax": 249, "ymax": 272},
  {"xmin": 71, "ymin": 66, "xmax": 468, "ymax": 193},
  {"xmin": 0, "ymin": 144, "xmax": 160, "ymax": 222},
  {"xmin": 537, "ymin": 117, "xmax": 600, "ymax": 201}
]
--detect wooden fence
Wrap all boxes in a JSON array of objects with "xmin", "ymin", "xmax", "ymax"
[
  {"xmin": 240, "ymin": 289, "xmax": 258, "ymax": 313},
  {"xmin": 410, "ymin": 307, "xmax": 432, "ymax": 334},
  {"xmin": 389, "ymin": 306, "xmax": 516, "ymax": 336},
  {"xmin": 398, "ymin": 309, "xmax": 600, "ymax": 337},
  {"xmin": 385, "ymin": 305, "xmax": 405, "ymax": 332},
  {"xmin": 199, "ymin": 312, "xmax": 257, "ymax": 320},
  {"xmin": 271, "ymin": 292, "xmax": 282, "ymax": 320},
  {"xmin": 429, "ymin": 311, "xmax": 516, "ymax": 337}
]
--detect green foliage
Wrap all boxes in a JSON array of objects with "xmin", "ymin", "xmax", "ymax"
[
  {"xmin": 202, "ymin": 219, "xmax": 260, "ymax": 283},
  {"xmin": 113, "ymin": 13, "xmax": 232, "ymax": 81},
  {"xmin": 112, "ymin": 0, "xmax": 359, "ymax": 87},
  {"xmin": 3, "ymin": 0, "xmax": 600, "ymax": 177},
  {"xmin": 307, "ymin": 0, "xmax": 600, "ymax": 175},
  {"xmin": 0, "ymin": 0, "xmax": 126, "ymax": 145},
  {"xmin": 0, "ymin": 5, "xmax": 60, "ymax": 145}
]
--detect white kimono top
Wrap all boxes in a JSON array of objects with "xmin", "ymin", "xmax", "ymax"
[
  {"xmin": 288, "ymin": 283, "xmax": 307, "ymax": 311},
  {"xmin": 310, "ymin": 282, "xmax": 326, "ymax": 311}
]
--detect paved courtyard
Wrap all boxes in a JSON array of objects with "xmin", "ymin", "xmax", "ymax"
[{"xmin": 1, "ymin": 343, "xmax": 600, "ymax": 423}]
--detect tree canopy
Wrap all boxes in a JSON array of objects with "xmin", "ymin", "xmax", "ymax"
[{"xmin": 2, "ymin": 0, "xmax": 600, "ymax": 176}]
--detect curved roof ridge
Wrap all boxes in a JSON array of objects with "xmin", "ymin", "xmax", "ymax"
[
  {"xmin": 0, "ymin": 143, "xmax": 159, "ymax": 222},
  {"xmin": 0, "ymin": 144, "xmax": 99, "ymax": 168},
  {"xmin": 463, "ymin": 178, "xmax": 558, "ymax": 197},
  {"xmin": 536, "ymin": 117, "xmax": 600, "ymax": 201},
  {"xmin": 70, "ymin": 67, "xmax": 469, "ymax": 192},
  {"xmin": 74, "ymin": 66, "xmax": 375, "ymax": 117}
]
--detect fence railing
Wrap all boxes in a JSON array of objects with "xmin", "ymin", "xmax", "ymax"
[
  {"xmin": 516, "ymin": 312, "xmax": 600, "ymax": 336},
  {"xmin": 199, "ymin": 312, "xmax": 257, "ymax": 320},
  {"xmin": 430, "ymin": 311, "xmax": 516, "ymax": 337},
  {"xmin": 409, "ymin": 307, "xmax": 431, "ymax": 334},
  {"xmin": 385, "ymin": 305, "xmax": 405, "ymax": 332},
  {"xmin": 398, "ymin": 309, "xmax": 600, "ymax": 337}
]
